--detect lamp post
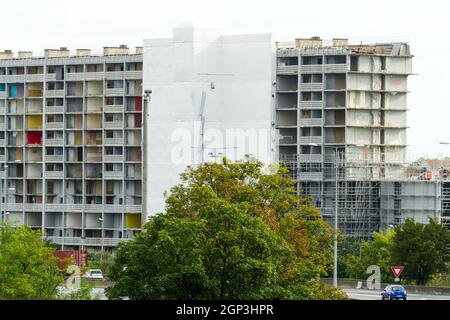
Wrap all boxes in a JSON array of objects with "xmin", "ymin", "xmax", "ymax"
[{"xmin": 98, "ymin": 217, "xmax": 104, "ymax": 263}]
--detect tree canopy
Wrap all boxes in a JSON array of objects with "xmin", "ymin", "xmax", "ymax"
[
  {"xmin": 107, "ymin": 159, "xmax": 346, "ymax": 300},
  {"xmin": 391, "ymin": 218, "xmax": 450, "ymax": 285},
  {"xmin": 0, "ymin": 224, "xmax": 63, "ymax": 299}
]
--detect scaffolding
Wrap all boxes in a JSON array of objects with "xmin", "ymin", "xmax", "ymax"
[{"xmin": 280, "ymin": 149, "xmax": 409, "ymax": 239}]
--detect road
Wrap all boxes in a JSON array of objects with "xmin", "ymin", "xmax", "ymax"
[{"xmin": 344, "ymin": 288, "xmax": 450, "ymax": 300}]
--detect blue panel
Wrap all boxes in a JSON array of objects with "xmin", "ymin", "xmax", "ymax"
[
  {"xmin": 9, "ymin": 84, "xmax": 17, "ymax": 97},
  {"xmin": 0, "ymin": 83, "xmax": 5, "ymax": 92}
]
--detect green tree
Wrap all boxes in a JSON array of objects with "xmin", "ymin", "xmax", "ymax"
[
  {"xmin": 0, "ymin": 224, "xmax": 63, "ymax": 299},
  {"xmin": 391, "ymin": 218, "xmax": 450, "ymax": 285},
  {"xmin": 342, "ymin": 231, "xmax": 394, "ymax": 283},
  {"xmin": 107, "ymin": 159, "xmax": 346, "ymax": 300}
]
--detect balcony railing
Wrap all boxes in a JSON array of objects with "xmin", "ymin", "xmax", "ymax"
[
  {"xmin": 300, "ymin": 65, "xmax": 323, "ymax": 73},
  {"xmin": 104, "ymin": 171, "xmax": 123, "ymax": 179},
  {"xmin": 46, "ymin": 122, "xmax": 64, "ymax": 129},
  {"xmin": 46, "ymin": 89, "xmax": 65, "ymax": 97},
  {"xmin": 105, "ymin": 71, "xmax": 124, "ymax": 79},
  {"xmin": 46, "ymin": 106, "xmax": 64, "ymax": 113},
  {"xmin": 26, "ymin": 74, "xmax": 44, "ymax": 82},
  {"xmin": 46, "ymin": 138, "xmax": 64, "ymax": 146},
  {"xmin": 45, "ymin": 171, "xmax": 64, "ymax": 179},
  {"xmin": 299, "ymin": 118, "xmax": 322, "ymax": 126},
  {"xmin": 0, "ymin": 91, "xmax": 6, "ymax": 98},
  {"xmin": 104, "ymin": 105, "xmax": 123, "ymax": 113},
  {"xmin": 300, "ymin": 83, "xmax": 323, "ymax": 91},
  {"xmin": 105, "ymin": 88, "xmax": 124, "ymax": 96},
  {"xmin": 299, "ymin": 154, "xmax": 322, "ymax": 162},
  {"xmin": 277, "ymin": 65, "xmax": 298, "ymax": 74},
  {"xmin": 125, "ymin": 70, "xmax": 142, "ymax": 79},
  {"xmin": 300, "ymin": 101, "xmax": 322, "ymax": 108},
  {"xmin": 6, "ymin": 74, "xmax": 25, "ymax": 82},
  {"xmin": 324, "ymin": 64, "xmax": 348, "ymax": 73},
  {"xmin": 104, "ymin": 137, "xmax": 124, "ymax": 145},
  {"xmin": 125, "ymin": 205, "xmax": 142, "ymax": 213},
  {"xmin": 85, "ymin": 72, "xmax": 104, "ymax": 81},
  {"xmin": 104, "ymin": 154, "xmax": 124, "ymax": 162},
  {"xmin": 65, "ymin": 73, "xmax": 85, "ymax": 81},
  {"xmin": 299, "ymin": 136, "xmax": 322, "ymax": 144},
  {"xmin": 46, "ymin": 155, "xmax": 64, "ymax": 162},
  {"xmin": 298, "ymin": 172, "xmax": 323, "ymax": 181},
  {"xmin": 104, "ymin": 121, "xmax": 124, "ymax": 129}
]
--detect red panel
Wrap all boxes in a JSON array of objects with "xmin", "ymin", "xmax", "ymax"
[
  {"xmin": 135, "ymin": 113, "xmax": 142, "ymax": 128},
  {"xmin": 27, "ymin": 131, "xmax": 42, "ymax": 144},
  {"xmin": 135, "ymin": 97, "xmax": 142, "ymax": 111}
]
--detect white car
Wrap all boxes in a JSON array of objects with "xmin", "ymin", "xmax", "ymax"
[{"xmin": 82, "ymin": 269, "xmax": 104, "ymax": 280}]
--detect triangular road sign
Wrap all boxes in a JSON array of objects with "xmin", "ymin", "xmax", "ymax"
[{"xmin": 391, "ymin": 265, "xmax": 404, "ymax": 278}]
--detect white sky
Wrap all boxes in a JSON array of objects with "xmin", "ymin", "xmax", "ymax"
[{"xmin": 1, "ymin": 0, "xmax": 449, "ymax": 160}]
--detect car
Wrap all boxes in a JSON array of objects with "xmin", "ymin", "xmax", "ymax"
[
  {"xmin": 381, "ymin": 285, "xmax": 407, "ymax": 300},
  {"xmin": 82, "ymin": 269, "xmax": 104, "ymax": 281}
]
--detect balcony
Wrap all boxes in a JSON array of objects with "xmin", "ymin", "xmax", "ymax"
[
  {"xmin": 104, "ymin": 155, "xmax": 124, "ymax": 162},
  {"xmin": 85, "ymin": 72, "xmax": 104, "ymax": 81},
  {"xmin": 0, "ymin": 123, "xmax": 5, "ymax": 130},
  {"xmin": 300, "ymin": 101, "xmax": 322, "ymax": 108},
  {"xmin": 125, "ymin": 205, "xmax": 142, "ymax": 213},
  {"xmin": 299, "ymin": 136, "xmax": 322, "ymax": 144},
  {"xmin": 46, "ymin": 73, "xmax": 57, "ymax": 81},
  {"xmin": 301, "ymin": 65, "xmax": 323, "ymax": 73},
  {"xmin": 104, "ymin": 171, "xmax": 123, "ymax": 179},
  {"xmin": 46, "ymin": 106, "xmax": 64, "ymax": 113},
  {"xmin": 46, "ymin": 237, "xmax": 131, "ymax": 246},
  {"xmin": 104, "ymin": 138, "xmax": 124, "ymax": 145},
  {"xmin": 0, "ymin": 91, "xmax": 6, "ymax": 98},
  {"xmin": 46, "ymin": 122, "xmax": 64, "ymax": 129},
  {"xmin": 66, "ymin": 73, "xmax": 85, "ymax": 81},
  {"xmin": 0, "ymin": 155, "xmax": 5, "ymax": 162},
  {"xmin": 84, "ymin": 204, "xmax": 104, "ymax": 212},
  {"xmin": 104, "ymin": 121, "xmax": 124, "ymax": 129},
  {"xmin": 25, "ymin": 204, "xmax": 43, "ymax": 211},
  {"xmin": 299, "ymin": 154, "xmax": 322, "ymax": 162},
  {"xmin": 324, "ymin": 64, "xmax": 348, "ymax": 73},
  {"xmin": 300, "ymin": 83, "xmax": 323, "ymax": 91},
  {"xmin": 46, "ymin": 90, "xmax": 65, "ymax": 97},
  {"xmin": 105, "ymin": 88, "xmax": 124, "ymax": 96},
  {"xmin": 46, "ymin": 138, "xmax": 64, "ymax": 146},
  {"xmin": 106, "ymin": 71, "xmax": 124, "ymax": 79},
  {"xmin": 125, "ymin": 70, "xmax": 143, "ymax": 79},
  {"xmin": 299, "ymin": 118, "xmax": 322, "ymax": 126},
  {"xmin": 104, "ymin": 105, "xmax": 123, "ymax": 113},
  {"xmin": 26, "ymin": 74, "xmax": 44, "ymax": 82},
  {"xmin": 298, "ymin": 172, "xmax": 323, "ymax": 181},
  {"xmin": 0, "ymin": 138, "xmax": 5, "ymax": 145},
  {"xmin": 6, "ymin": 74, "xmax": 25, "ymax": 82},
  {"xmin": 46, "ymin": 155, "xmax": 64, "ymax": 162},
  {"xmin": 45, "ymin": 171, "xmax": 64, "ymax": 179},
  {"xmin": 277, "ymin": 65, "xmax": 298, "ymax": 75}
]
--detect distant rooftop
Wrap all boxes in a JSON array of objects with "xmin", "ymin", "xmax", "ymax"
[
  {"xmin": 276, "ymin": 37, "xmax": 411, "ymax": 56},
  {"xmin": 0, "ymin": 45, "xmax": 143, "ymax": 60}
]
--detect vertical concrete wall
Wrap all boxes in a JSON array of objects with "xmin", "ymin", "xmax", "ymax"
[{"xmin": 143, "ymin": 25, "xmax": 275, "ymax": 216}]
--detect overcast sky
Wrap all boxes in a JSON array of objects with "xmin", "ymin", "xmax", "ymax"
[{"xmin": 1, "ymin": 0, "xmax": 449, "ymax": 160}]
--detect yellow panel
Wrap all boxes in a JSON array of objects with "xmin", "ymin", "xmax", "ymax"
[
  {"xmin": 75, "ymin": 132, "xmax": 82, "ymax": 145},
  {"xmin": 125, "ymin": 213, "xmax": 141, "ymax": 229},
  {"xmin": 27, "ymin": 115, "xmax": 42, "ymax": 129},
  {"xmin": 28, "ymin": 89, "xmax": 42, "ymax": 97}
]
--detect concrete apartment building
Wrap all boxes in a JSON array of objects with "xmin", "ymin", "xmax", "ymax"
[
  {"xmin": 0, "ymin": 25, "xmax": 445, "ymax": 248},
  {"xmin": 0, "ymin": 46, "xmax": 144, "ymax": 249},
  {"xmin": 275, "ymin": 38, "xmax": 418, "ymax": 237}
]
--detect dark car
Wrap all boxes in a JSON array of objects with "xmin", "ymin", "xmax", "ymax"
[{"xmin": 381, "ymin": 285, "xmax": 407, "ymax": 300}]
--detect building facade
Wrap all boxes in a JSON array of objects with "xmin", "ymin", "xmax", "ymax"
[
  {"xmin": 275, "ymin": 38, "xmax": 413, "ymax": 238},
  {"xmin": 0, "ymin": 46, "xmax": 143, "ymax": 249}
]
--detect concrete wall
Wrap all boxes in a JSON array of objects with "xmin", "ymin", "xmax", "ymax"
[{"xmin": 143, "ymin": 24, "xmax": 275, "ymax": 216}]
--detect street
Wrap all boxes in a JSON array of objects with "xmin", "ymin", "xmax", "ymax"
[{"xmin": 344, "ymin": 288, "xmax": 450, "ymax": 300}]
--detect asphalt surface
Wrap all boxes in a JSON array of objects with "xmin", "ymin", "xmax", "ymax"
[{"xmin": 344, "ymin": 288, "xmax": 450, "ymax": 300}]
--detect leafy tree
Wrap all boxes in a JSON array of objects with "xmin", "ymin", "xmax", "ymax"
[
  {"xmin": 0, "ymin": 224, "xmax": 63, "ymax": 299},
  {"xmin": 342, "ymin": 231, "xmax": 394, "ymax": 283},
  {"xmin": 58, "ymin": 279, "xmax": 98, "ymax": 300},
  {"xmin": 107, "ymin": 159, "xmax": 346, "ymax": 300},
  {"xmin": 391, "ymin": 218, "xmax": 450, "ymax": 285}
]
